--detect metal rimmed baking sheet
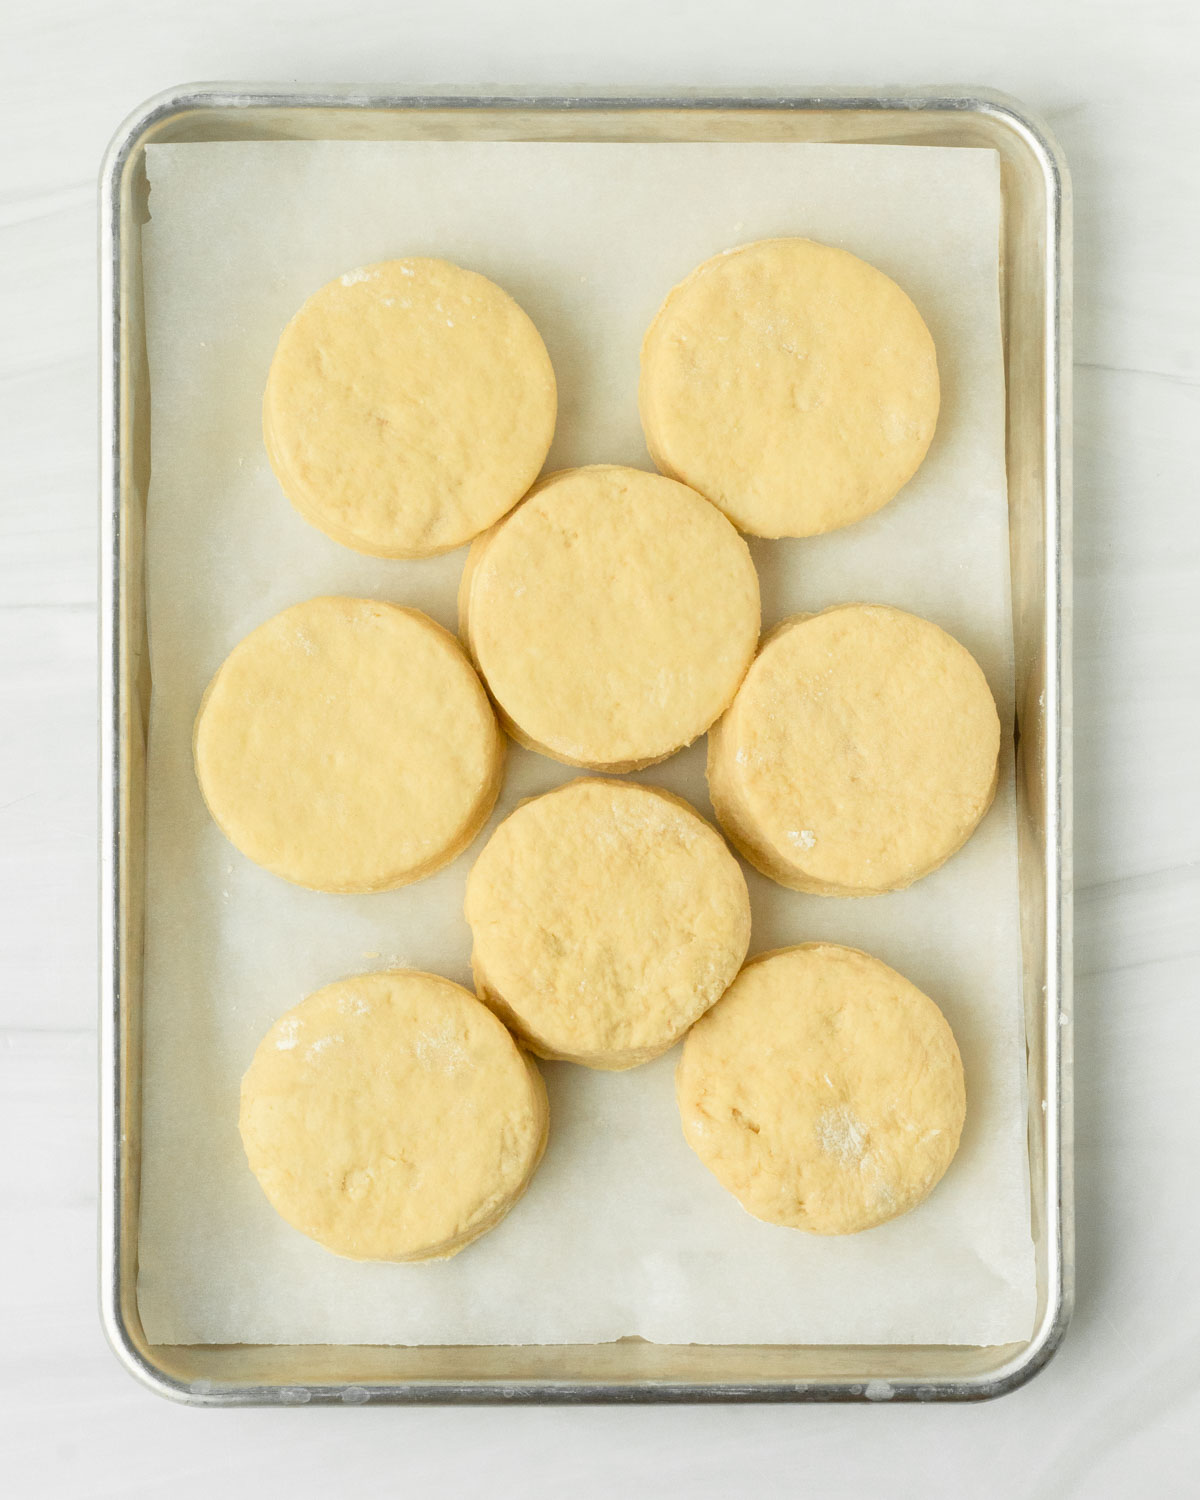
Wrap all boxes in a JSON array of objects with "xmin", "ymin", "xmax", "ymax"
[{"xmin": 100, "ymin": 84, "xmax": 1072, "ymax": 1403}]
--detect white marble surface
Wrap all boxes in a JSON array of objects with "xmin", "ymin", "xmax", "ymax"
[{"xmin": 1, "ymin": 1, "xmax": 1197, "ymax": 1494}]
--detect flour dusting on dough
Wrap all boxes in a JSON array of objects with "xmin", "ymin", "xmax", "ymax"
[
  {"xmin": 274, "ymin": 1018, "xmax": 299, "ymax": 1051},
  {"xmin": 414, "ymin": 1022, "xmax": 467, "ymax": 1073},
  {"xmin": 817, "ymin": 1104, "xmax": 869, "ymax": 1163},
  {"xmin": 305, "ymin": 1033, "xmax": 342, "ymax": 1061}
]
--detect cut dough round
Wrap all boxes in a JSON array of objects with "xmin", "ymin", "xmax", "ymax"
[
  {"xmin": 677, "ymin": 943, "xmax": 966, "ymax": 1235},
  {"xmin": 240, "ymin": 970, "xmax": 548, "ymax": 1262},
  {"xmin": 708, "ymin": 604, "xmax": 1000, "ymax": 895},
  {"xmin": 466, "ymin": 779, "xmax": 751, "ymax": 1069},
  {"xmin": 264, "ymin": 259, "xmax": 556, "ymax": 558},
  {"xmin": 194, "ymin": 596, "xmax": 503, "ymax": 892},
  {"xmin": 640, "ymin": 238, "xmax": 940, "ymax": 538},
  {"xmin": 459, "ymin": 465, "xmax": 760, "ymax": 771}
]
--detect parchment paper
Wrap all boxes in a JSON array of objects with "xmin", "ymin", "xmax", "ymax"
[{"xmin": 137, "ymin": 140, "xmax": 1035, "ymax": 1346}]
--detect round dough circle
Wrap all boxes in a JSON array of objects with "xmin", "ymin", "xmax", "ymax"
[
  {"xmin": 466, "ymin": 779, "xmax": 752, "ymax": 1069},
  {"xmin": 240, "ymin": 970, "xmax": 548, "ymax": 1262},
  {"xmin": 194, "ymin": 596, "xmax": 503, "ymax": 892},
  {"xmin": 676, "ymin": 943, "xmax": 966, "ymax": 1235},
  {"xmin": 708, "ymin": 604, "xmax": 1000, "ymax": 895},
  {"xmin": 459, "ymin": 465, "xmax": 761, "ymax": 771},
  {"xmin": 639, "ymin": 238, "xmax": 940, "ymax": 538},
  {"xmin": 264, "ymin": 259, "xmax": 557, "ymax": 558}
]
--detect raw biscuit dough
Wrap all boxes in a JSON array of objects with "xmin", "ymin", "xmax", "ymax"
[
  {"xmin": 459, "ymin": 465, "xmax": 761, "ymax": 771},
  {"xmin": 639, "ymin": 238, "xmax": 940, "ymax": 538},
  {"xmin": 239, "ymin": 970, "xmax": 548, "ymax": 1261},
  {"xmin": 263, "ymin": 258, "xmax": 556, "ymax": 557},
  {"xmin": 465, "ymin": 778, "xmax": 751, "ymax": 1069},
  {"xmin": 708, "ymin": 604, "xmax": 1000, "ymax": 895},
  {"xmin": 676, "ymin": 943, "xmax": 966, "ymax": 1235},
  {"xmin": 194, "ymin": 596, "xmax": 503, "ymax": 892}
]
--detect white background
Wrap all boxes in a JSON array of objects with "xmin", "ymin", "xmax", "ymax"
[{"xmin": 1, "ymin": 1, "xmax": 1197, "ymax": 1495}]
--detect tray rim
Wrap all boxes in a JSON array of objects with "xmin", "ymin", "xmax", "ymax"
[{"xmin": 99, "ymin": 81, "xmax": 1073, "ymax": 1406}]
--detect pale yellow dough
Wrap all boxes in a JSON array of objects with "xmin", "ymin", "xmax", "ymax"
[
  {"xmin": 263, "ymin": 259, "xmax": 556, "ymax": 558},
  {"xmin": 640, "ymin": 238, "xmax": 940, "ymax": 538},
  {"xmin": 239, "ymin": 971, "xmax": 548, "ymax": 1262},
  {"xmin": 465, "ymin": 779, "xmax": 751, "ymax": 1069},
  {"xmin": 459, "ymin": 465, "xmax": 761, "ymax": 771},
  {"xmin": 708, "ymin": 604, "xmax": 1000, "ymax": 895},
  {"xmin": 194, "ymin": 596, "xmax": 503, "ymax": 892},
  {"xmin": 677, "ymin": 943, "xmax": 966, "ymax": 1235}
]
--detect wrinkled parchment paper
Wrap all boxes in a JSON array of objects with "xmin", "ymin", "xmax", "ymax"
[{"xmin": 137, "ymin": 140, "xmax": 1035, "ymax": 1346}]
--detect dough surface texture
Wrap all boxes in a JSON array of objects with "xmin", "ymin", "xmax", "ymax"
[
  {"xmin": 640, "ymin": 238, "xmax": 939, "ymax": 538},
  {"xmin": 460, "ymin": 465, "xmax": 760, "ymax": 771},
  {"xmin": 707, "ymin": 604, "xmax": 1000, "ymax": 895},
  {"xmin": 264, "ymin": 258, "xmax": 556, "ymax": 557},
  {"xmin": 240, "ymin": 970, "xmax": 548, "ymax": 1261},
  {"xmin": 466, "ymin": 778, "xmax": 752, "ymax": 1069},
  {"xmin": 676, "ymin": 943, "xmax": 966, "ymax": 1235},
  {"xmin": 194, "ymin": 596, "xmax": 503, "ymax": 892}
]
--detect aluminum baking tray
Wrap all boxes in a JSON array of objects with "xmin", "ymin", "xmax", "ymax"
[{"xmin": 99, "ymin": 83, "xmax": 1072, "ymax": 1404}]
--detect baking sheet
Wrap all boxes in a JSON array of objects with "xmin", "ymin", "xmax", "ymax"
[{"xmin": 136, "ymin": 139, "xmax": 1035, "ymax": 1347}]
